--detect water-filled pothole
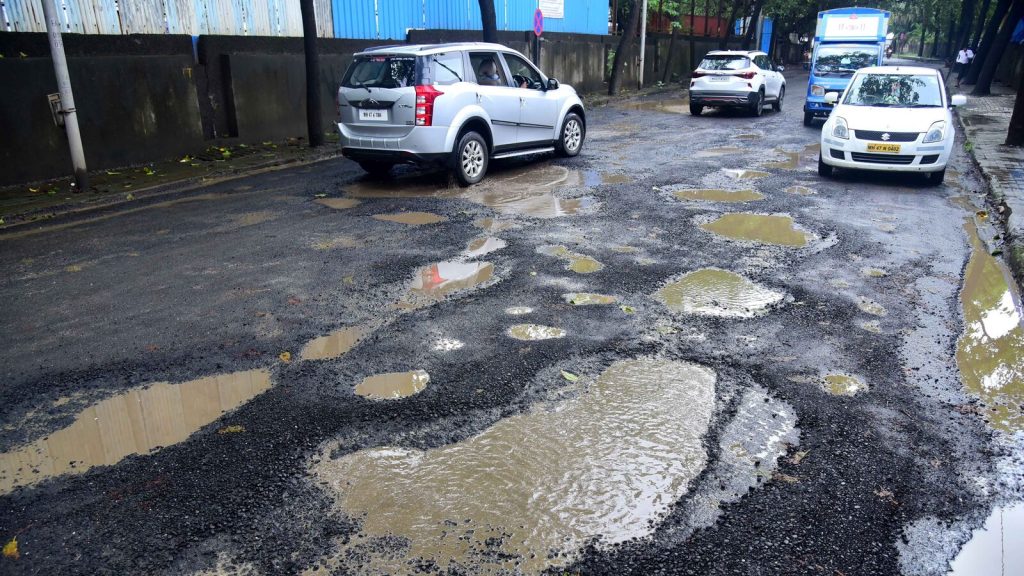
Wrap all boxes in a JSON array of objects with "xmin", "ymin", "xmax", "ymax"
[
  {"xmin": 301, "ymin": 326, "xmax": 369, "ymax": 361},
  {"xmin": 654, "ymin": 268, "xmax": 785, "ymax": 317},
  {"xmin": 723, "ymin": 168, "xmax": 770, "ymax": 180},
  {"xmin": 315, "ymin": 198, "xmax": 361, "ymax": 210},
  {"xmin": 372, "ymin": 212, "xmax": 447, "ymax": 225},
  {"xmin": 538, "ymin": 245, "xmax": 604, "ymax": 273},
  {"xmin": 355, "ymin": 370, "xmax": 429, "ymax": 400},
  {"xmin": 673, "ymin": 188, "xmax": 764, "ymax": 202},
  {"xmin": 507, "ymin": 324, "xmax": 566, "ymax": 340},
  {"xmin": 701, "ymin": 213, "xmax": 811, "ymax": 247},
  {"xmin": 0, "ymin": 369, "xmax": 271, "ymax": 494},
  {"xmin": 857, "ymin": 297, "xmax": 887, "ymax": 317},
  {"xmin": 402, "ymin": 261, "xmax": 494, "ymax": 308},
  {"xmin": 309, "ymin": 358, "xmax": 716, "ymax": 574},
  {"xmin": 822, "ymin": 374, "xmax": 868, "ymax": 396},
  {"xmin": 463, "ymin": 237, "xmax": 507, "ymax": 258},
  {"xmin": 564, "ymin": 293, "xmax": 617, "ymax": 305}
]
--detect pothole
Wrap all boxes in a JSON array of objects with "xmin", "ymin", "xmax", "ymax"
[
  {"xmin": 822, "ymin": 374, "xmax": 868, "ymax": 396},
  {"xmin": 504, "ymin": 306, "xmax": 533, "ymax": 315},
  {"xmin": 723, "ymin": 169, "xmax": 770, "ymax": 180},
  {"xmin": 463, "ymin": 237, "xmax": 508, "ymax": 258},
  {"xmin": 860, "ymin": 320, "xmax": 883, "ymax": 333},
  {"xmin": 700, "ymin": 213, "xmax": 811, "ymax": 247},
  {"xmin": 355, "ymin": 370, "xmax": 429, "ymax": 400},
  {"xmin": 671, "ymin": 188, "xmax": 764, "ymax": 202},
  {"xmin": 537, "ymin": 245, "xmax": 604, "ymax": 273},
  {"xmin": 300, "ymin": 326, "xmax": 369, "ymax": 361},
  {"xmin": 309, "ymin": 358, "xmax": 716, "ymax": 574},
  {"xmin": 0, "ymin": 369, "xmax": 272, "ymax": 494},
  {"xmin": 563, "ymin": 293, "xmax": 617, "ymax": 305},
  {"xmin": 696, "ymin": 146, "xmax": 746, "ymax": 158},
  {"xmin": 372, "ymin": 212, "xmax": 448, "ymax": 226},
  {"xmin": 785, "ymin": 185, "xmax": 816, "ymax": 195},
  {"xmin": 473, "ymin": 217, "xmax": 516, "ymax": 232},
  {"xmin": 315, "ymin": 198, "xmax": 361, "ymax": 210},
  {"xmin": 862, "ymin": 267, "xmax": 887, "ymax": 278},
  {"xmin": 401, "ymin": 261, "xmax": 494, "ymax": 308},
  {"xmin": 507, "ymin": 324, "xmax": 566, "ymax": 340},
  {"xmin": 654, "ymin": 268, "xmax": 785, "ymax": 318},
  {"xmin": 857, "ymin": 297, "xmax": 887, "ymax": 317}
]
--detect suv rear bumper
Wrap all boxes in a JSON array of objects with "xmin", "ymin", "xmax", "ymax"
[
  {"xmin": 338, "ymin": 122, "xmax": 451, "ymax": 165},
  {"xmin": 341, "ymin": 147, "xmax": 447, "ymax": 165},
  {"xmin": 690, "ymin": 90, "xmax": 758, "ymax": 106}
]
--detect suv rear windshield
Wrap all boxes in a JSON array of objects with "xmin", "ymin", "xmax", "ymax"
[
  {"xmin": 342, "ymin": 55, "xmax": 420, "ymax": 89},
  {"xmin": 698, "ymin": 55, "xmax": 750, "ymax": 70}
]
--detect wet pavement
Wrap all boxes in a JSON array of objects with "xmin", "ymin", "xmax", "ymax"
[{"xmin": 0, "ymin": 70, "xmax": 1022, "ymax": 575}]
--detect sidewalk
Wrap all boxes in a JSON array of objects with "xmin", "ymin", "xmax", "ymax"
[{"xmin": 956, "ymin": 81, "xmax": 1024, "ymax": 284}]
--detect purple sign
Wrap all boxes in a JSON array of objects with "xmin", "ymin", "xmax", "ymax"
[{"xmin": 533, "ymin": 8, "xmax": 544, "ymax": 37}]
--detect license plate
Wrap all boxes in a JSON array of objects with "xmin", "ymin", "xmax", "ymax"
[
  {"xmin": 358, "ymin": 109, "xmax": 388, "ymax": 122},
  {"xmin": 710, "ymin": 76, "xmax": 729, "ymax": 82},
  {"xmin": 866, "ymin": 143, "xmax": 901, "ymax": 153}
]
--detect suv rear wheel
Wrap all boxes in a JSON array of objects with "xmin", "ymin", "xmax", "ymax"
[
  {"xmin": 452, "ymin": 131, "xmax": 488, "ymax": 186},
  {"xmin": 556, "ymin": 113, "xmax": 584, "ymax": 157},
  {"xmin": 690, "ymin": 103, "xmax": 703, "ymax": 116},
  {"xmin": 750, "ymin": 90, "xmax": 764, "ymax": 117},
  {"xmin": 772, "ymin": 87, "xmax": 784, "ymax": 112}
]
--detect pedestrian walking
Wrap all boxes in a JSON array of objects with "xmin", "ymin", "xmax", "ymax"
[{"xmin": 955, "ymin": 47, "xmax": 971, "ymax": 87}]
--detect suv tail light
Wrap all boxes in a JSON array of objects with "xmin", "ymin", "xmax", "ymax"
[
  {"xmin": 734, "ymin": 71, "xmax": 756, "ymax": 79},
  {"xmin": 415, "ymin": 85, "xmax": 443, "ymax": 126}
]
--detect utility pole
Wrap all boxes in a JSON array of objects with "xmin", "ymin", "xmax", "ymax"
[
  {"xmin": 300, "ymin": 0, "xmax": 324, "ymax": 147},
  {"xmin": 41, "ymin": 0, "xmax": 88, "ymax": 191},
  {"xmin": 638, "ymin": 0, "xmax": 648, "ymax": 89}
]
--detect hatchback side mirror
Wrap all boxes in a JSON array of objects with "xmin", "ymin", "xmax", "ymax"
[
  {"xmin": 547, "ymin": 78, "xmax": 560, "ymax": 90},
  {"xmin": 950, "ymin": 94, "xmax": 967, "ymax": 107},
  {"xmin": 776, "ymin": 64, "xmax": 785, "ymax": 72},
  {"xmin": 824, "ymin": 92, "xmax": 839, "ymax": 105}
]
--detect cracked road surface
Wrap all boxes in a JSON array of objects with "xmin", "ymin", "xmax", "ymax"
[{"xmin": 1, "ymin": 70, "xmax": 1022, "ymax": 575}]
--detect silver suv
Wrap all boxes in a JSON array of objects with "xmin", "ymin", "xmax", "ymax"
[{"xmin": 337, "ymin": 42, "xmax": 586, "ymax": 185}]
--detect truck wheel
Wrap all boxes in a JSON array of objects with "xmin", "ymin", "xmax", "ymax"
[
  {"xmin": 555, "ymin": 113, "xmax": 584, "ymax": 157},
  {"xmin": 803, "ymin": 111, "xmax": 814, "ymax": 126},
  {"xmin": 926, "ymin": 169, "xmax": 946, "ymax": 186},
  {"xmin": 451, "ymin": 131, "xmax": 488, "ymax": 186},
  {"xmin": 818, "ymin": 154, "xmax": 833, "ymax": 177}
]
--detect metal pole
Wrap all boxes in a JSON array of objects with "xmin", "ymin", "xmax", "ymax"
[
  {"xmin": 41, "ymin": 0, "xmax": 88, "ymax": 191},
  {"xmin": 638, "ymin": 0, "xmax": 648, "ymax": 89}
]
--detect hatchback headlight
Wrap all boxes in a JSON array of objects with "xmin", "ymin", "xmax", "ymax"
[
  {"xmin": 832, "ymin": 116, "xmax": 849, "ymax": 139},
  {"xmin": 811, "ymin": 85, "xmax": 825, "ymax": 97},
  {"xmin": 923, "ymin": 120, "xmax": 946, "ymax": 143}
]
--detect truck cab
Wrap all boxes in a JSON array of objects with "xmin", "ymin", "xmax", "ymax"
[{"xmin": 803, "ymin": 8, "xmax": 890, "ymax": 126}]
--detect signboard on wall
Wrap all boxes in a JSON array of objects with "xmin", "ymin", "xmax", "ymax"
[{"xmin": 538, "ymin": 0, "xmax": 564, "ymax": 19}]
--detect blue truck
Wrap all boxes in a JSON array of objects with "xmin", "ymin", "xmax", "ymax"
[{"xmin": 803, "ymin": 7, "xmax": 891, "ymax": 126}]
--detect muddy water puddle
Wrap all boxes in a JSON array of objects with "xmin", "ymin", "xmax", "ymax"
[
  {"xmin": 311, "ymin": 235, "xmax": 360, "ymax": 250},
  {"xmin": 618, "ymin": 97, "xmax": 691, "ymax": 114},
  {"xmin": 857, "ymin": 297, "xmax": 887, "ymax": 317},
  {"xmin": 355, "ymin": 370, "xmax": 429, "ymax": 400},
  {"xmin": 314, "ymin": 197, "xmax": 361, "ymax": 210},
  {"xmin": 584, "ymin": 171, "xmax": 633, "ymax": 186},
  {"xmin": 538, "ymin": 245, "xmax": 604, "ymax": 273},
  {"xmin": 0, "ymin": 369, "xmax": 271, "ymax": 494},
  {"xmin": 402, "ymin": 261, "xmax": 494, "ymax": 308},
  {"xmin": 701, "ymin": 213, "xmax": 811, "ymax": 247},
  {"xmin": 671, "ymin": 188, "xmax": 764, "ymax": 203},
  {"xmin": 507, "ymin": 324, "xmax": 566, "ymax": 340},
  {"xmin": 655, "ymin": 268, "xmax": 784, "ymax": 318},
  {"xmin": 956, "ymin": 219, "xmax": 1024, "ymax": 432},
  {"xmin": 696, "ymin": 146, "xmax": 746, "ymax": 158},
  {"xmin": 372, "ymin": 211, "xmax": 447, "ymax": 225},
  {"xmin": 823, "ymin": 374, "xmax": 868, "ymax": 396},
  {"xmin": 947, "ymin": 501, "xmax": 1024, "ymax": 575},
  {"xmin": 310, "ymin": 358, "xmax": 715, "ymax": 574},
  {"xmin": 564, "ymin": 292, "xmax": 617, "ymax": 305},
  {"xmin": 723, "ymin": 168, "xmax": 770, "ymax": 180},
  {"xmin": 463, "ymin": 237, "xmax": 507, "ymax": 258},
  {"xmin": 301, "ymin": 326, "xmax": 370, "ymax": 361},
  {"xmin": 785, "ymin": 185, "xmax": 816, "ymax": 195},
  {"xmin": 760, "ymin": 144, "xmax": 820, "ymax": 170}
]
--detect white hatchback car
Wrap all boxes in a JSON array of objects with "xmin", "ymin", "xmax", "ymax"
[
  {"xmin": 818, "ymin": 66, "xmax": 965, "ymax": 185},
  {"xmin": 689, "ymin": 50, "xmax": 786, "ymax": 117}
]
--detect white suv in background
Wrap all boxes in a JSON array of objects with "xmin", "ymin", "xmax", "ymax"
[
  {"xmin": 336, "ymin": 42, "xmax": 586, "ymax": 185},
  {"xmin": 689, "ymin": 50, "xmax": 786, "ymax": 117}
]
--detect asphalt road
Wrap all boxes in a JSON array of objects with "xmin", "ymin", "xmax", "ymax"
[{"xmin": 0, "ymin": 70, "xmax": 1020, "ymax": 575}]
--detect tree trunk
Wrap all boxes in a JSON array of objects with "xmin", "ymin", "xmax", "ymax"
[
  {"xmin": 930, "ymin": 18, "xmax": 941, "ymax": 57},
  {"xmin": 1007, "ymin": 72, "xmax": 1024, "ymax": 145},
  {"xmin": 720, "ymin": 0, "xmax": 746, "ymax": 49},
  {"xmin": 917, "ymin": 9, "xmax": 928, "ymax": 58},
  {"xmin": 609, "ymin": 0, "xmax": 642, "ymax": 95},
  {"xmin": 299, "ymin": 0, "xmax": 323, "ymax": 147},
  {"xmin": 944, "ymin": 15, "xmax": 956, "ymax": 58},
  {"xmin": 741, "ymin": 0, "xmax": 764, "ymax": 50},
  {"xmin": 965, "ymin": 0, "xmax": 1012, "ymax": 85},
  {"xmin": 957, "ymin": 0, "xmax": 977, "ymax": 50},
  {"xmin": 662, "ymin": 24, "xmax": 678, "ymax": 82},
  {"xmin": 478, "ymin": 0, "xmax": 498, "ymax": 43},
  {"xmin": 973, "ymin": 0, "xmax": 1024, "ymax": 96},
  {"xmin": 971, "ymin": 0, "xmax": 992, "ymax": 46}
]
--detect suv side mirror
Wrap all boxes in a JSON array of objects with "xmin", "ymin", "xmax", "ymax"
[
  {"xmin": 547, "ymin": 78, "xmax": 559, "ymax": 91},
  {"xmin": 824, "ymin": 92, "xmax": 839, "ymax": 105},
  {"xmin": 950, "ymin": 94, "xmax": 967, "ymax": 107}
]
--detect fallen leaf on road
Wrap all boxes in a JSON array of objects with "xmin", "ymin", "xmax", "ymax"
[
  {"xmin": 179, "ymin": 155, "xmax": 192, "ymax": 163},
  {"xmin": 789, "ymin": 450, "xmax": 809, "ymax": 465},
  {"xmin": 560, "ymin": 370, "xmax": 580, "ymax": 382},
  {"xmin": 143, "ymin": 167, "xmax": 156, "ymax": 176},
  {"xmin": 2, "ymin": 536, "xmax": 18, "ymax": 559},
  {"xmin": 620, "ymin": 305, "xmax": 636, "ymax": 314},
  {"xmin": 145, "ymin": 344, "xmax": 159, "ymax": 352},
  {"xmin": 773, "ymin": 472, "xmax": 800, "ymax": 484},
  {"xmin": 105, "ymin": 170, "xmax": 120, "ymax": 175},
  {"xmin": 217, "ymin": 425, "xmax": 245, "ymax": 434},
  {"xmin": 314, "ymin": 193, "xmax": 327, "ymax": 198},
  {"xmin": 125, "ymin": 193, "xmax": 134, "ymax": 201},
  {"xmin": 28, "ymin": 187, "xmax": 39, "ymax": 193},
  {"xmin": 278, "ymin": 351, "xmax": 292, "ymax": 363},
  {"xmin": 976, "ymin": 210, "xmax": 987, "ymax": 219},
  {"xmin": 342, "ymin": 276, "xmax": 354, "ymax": 285}
]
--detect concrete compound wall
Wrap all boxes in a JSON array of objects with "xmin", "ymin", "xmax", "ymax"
[{"xmin": 0, "ymin": 30, "xmax": 739, "ymax": 186}]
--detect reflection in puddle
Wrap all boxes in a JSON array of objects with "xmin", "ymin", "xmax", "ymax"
[
  {"xmin": 696, "ymin": 146, "xmax": 746, "ymax": 158},
  {"xmin": 372, "ymin": 212, "xmax": 447, "ymax": 225},
  {"xmin": 473, "ymin": 217, "xmax": 515, "ymax": 232},
  {"xmin": 505, "ymin": 306, "xmax": 533, "ymax": 315},
  {"xmin": 310, "ymin": 358, "xmax": 715, "ymax": 574},
  {"xmin": 723, "ymin": 169, "xmax": 770, "ymax": 180},
  {"xmin": 315, "ymin": 197, "xmax": 361, "ymax": 210},
  {"xmin": 785, "ymin": 185, "xmax": 816, "ymax": 195},
  {"xmin": 300, "ymin": 326, "xmax": 369, "ymax": 361},
  {"xmin": 857, "ymin": 297, "xmax": 887, "ymax": 317},
  {"xmin": 564, "ymin": 293, "xmax": 617, "ymax": 305},
  {"xmin": 860, "ymin": 320, "xmax": 883, "ymax": 333},
  {"xmin": 956, "ymin": 219, "xmax": 1024, "ymax": 432},
  {"xmin": 822, "ymin": 374, "xmax": 868, "ymax": 396},
  {"xmin": 355, "ymin": 370, "xmax": 429, "ymax": 400},
  {"xmin": 655, "ymin": 268, "xmax": 784, "ymax": 318},
  {"xmin": 761, "ymin": 144, "xmax": 820, "ymax": 170},
  {"xmin": 0, "ymin": 370, "xmax": 271, "ymax": 494},
  {"xmin": 947, "ymin": 502, "xmax": 1024, "ymax": 575},
  {"xmin": 405, "ymin": 261, "xmax": 494, "ymax": 307},
  {"xmin": 463, "ymin": 237, "xmax": 507, "ymax": 258},
  {"xmin": 507, "ymin": 324, "xmax": 566, "ymax": 340},
  {"xmin": 672, "ymin": 188, "xmax": 764, "ymax": 202},
  {"xmin": 701, "ymin": 213, "xmax": 811, "ymax": 247},
  {"xmin": 538, "ymin": 245, "xmax": 604, "ymax": 273}
]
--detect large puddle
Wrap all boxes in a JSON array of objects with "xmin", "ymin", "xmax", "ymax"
[
  {"xmin": 355, "ymin": 370, "xmax": 429, "ymax": 400},
  {"xmin": 0, "ymin": 369, "xmax": 271, "ymax": 494},
  {"xmin": 672, "ymin": 188, "xmax": 764, "ymax": 203},
  {"xmin": 947, "ymin": 501, "xmax": 1024, "ymax": 575},
  {"xmin": 955, "ymin": 219, "xmax": 1024, "ymax": 432},
  {"xmin": 300, "ymin": 326, "xmax": 369, "ymax": 361},
  {"xmin": 564, "ymin": 292, "xmax": 617, "ymax": 305},
  {"xmin": 537, "ymin": 245, "xmax": 604, "ymax": 273},
  {"xmin": 309, "ymin": 358, "xmax": 716, "ymax": 574},
  {"xmin": 701, "ymin": 213, "xmax": 811, "ymax": 247},
  {"xmin": 403, "ymin": 261, "xmax": 494, "ymax": 308},
  {"xmin": 654, "ymin": 268, "xmax": 784, "ymax": 318}
]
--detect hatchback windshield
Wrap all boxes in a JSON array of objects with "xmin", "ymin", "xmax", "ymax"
[
  {"xmin": 342, "ymin": 55, "xmax": 418, "ymax": 89},
  {"xmin": 698, "ymin": 55, "xmax": 750, "ymax": 70},
  {"xmin": 842, "ymin": 73, "xmax": 943, "ymax": 107},
  {"xmin": 814, "ymin": 46, "xmax": 876, "ymax": 76}
]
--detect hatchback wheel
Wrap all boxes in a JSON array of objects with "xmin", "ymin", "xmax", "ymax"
[
  {"xmin": 556, "ymin": 113, "xmax": 585, "ymax": 157},
  {"xmin": 772, "ymin": 87, "xmax": 784, "ymax": 112},
  {"xmin": 452, "ymin": 131, "xmax": 488, "ymax": 186},
  {"xmin": 926, "ymin": 168, "xmax": 946, "ymax": 186},
  {"xmin": 817, "ymin": 154, "xmax": 833, "ymax": 177},
  {"xmin": 690, "ymin": 103, "xmax": 703, "ymax": 116},
  {"xmin": 750, "ymin": 90, "xmax": 764, "ymax": 117}
]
